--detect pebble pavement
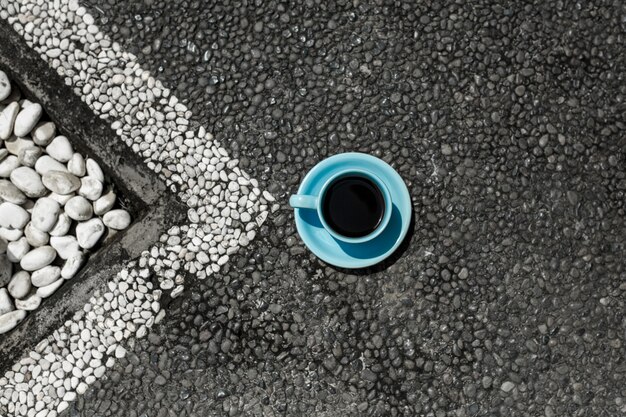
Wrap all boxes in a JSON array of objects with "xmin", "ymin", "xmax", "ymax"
[{"xmin": 2, "ymin": 0, "xmax": 626, "ymax": 416}]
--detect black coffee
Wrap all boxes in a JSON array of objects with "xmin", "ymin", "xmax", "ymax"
[{"xmin": 322, "ymin": 175, "xmax": 385, "ymax": 238}]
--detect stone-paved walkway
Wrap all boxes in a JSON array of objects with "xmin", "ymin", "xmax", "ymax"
[{"xmin": 2, "ymin": 0, "xmax": 626, "ymax": 416}]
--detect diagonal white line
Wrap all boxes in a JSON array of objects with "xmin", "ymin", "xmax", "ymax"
[{"xmin": 0, "ymin": 0, "xmax": 276, "ymax": 414}]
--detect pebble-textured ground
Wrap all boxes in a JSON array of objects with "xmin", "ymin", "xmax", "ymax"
[{"xmin": 9, "ymin": 0, "xmax": 626, "ymax": 416}]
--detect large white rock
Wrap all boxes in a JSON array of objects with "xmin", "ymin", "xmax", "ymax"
[
  {"xmin": 50, "ymin": 235, "xmax": 80, "ymax": 259},
  {"xmin": 0, "ymin": 179, "xmax": 27, "ymax": 204},
  {"xmin": 24, "ymin": 222, "xmax": 49, "ymax": 247},
  {"xmin": 61, "ymin": 252, "xmax": 84, "ymax": 279},
  {"xmin": 10, "ymin": 166, "xmax": 47, "ymax": 197},
  {"xmin": 14, "ymin": 294, "xmax": 41, "ymax": 311},
  {"xmin": 0, "ymin": 70, "xmax": 10, "ymax": 101},
  {"xmin": 31, "ymin": 197, "xmax": 61, "ymax": 232},
  {"xmin": 65, "ymin": 196, "xmax": 93, "ymax": 221},
  {"xmin": 76, "ymin": 218, "xmax": 105, "ymax": 249},
  {"xmin": 67, "ymin": 153, "xmax": 86, "ymax": 176},
  {"xmin": 6, "ymin": 237, "xmax": 30, "ymax": 263},
  {"xmin": 34, "ymin": 155, "xmax": 68, "ymax": 175},
  {"xmin": 93, "ymin": 190, "xmax": 116, "ymax": 215},
  {"xmin": 7, "ymin": 271, "xmax": 31, "ymax": 299},
  {"xmin": 42, "ymin": 170, "xmax": 81, "ymax": 195},
  {"xmin": 85, "ymin": 158, "xmax": 104, "ymax": 182},
  {"xmin": 31, "ymin": 265, "xmax": 62, "ymax": 287},
  {"xmin": 0, "ymin": 155, "xmax": 19, "ymax": 177},
  {"xmin": 78, "ymin": 176, "xmax": 103, "ymax": 201},
  {"xmin": 5, "ymin": 136, "xmax": 35, "ymax": 156},
  {"xmin": 31, "ymin": 120, "xmax": 56, "ymax": 146},
  {"xmin": 46, "ymin": 135, "xmax": 73, "ymax": 163},
  {"xmin": 0, "ymin": 102, "xmax": 19, "ymax": 140},
  {"xmin": 103, "ymin": 209, "xmax": 131, "ymax": 230},
  {"xmin": 0, "ymin": 253, "xmax": 12, "ymax": 286},
  {"xmin": 14, "ymin": 103, "xmax": 42, "ymax": 137},
  {"xmin": 0, "ymin": 310, "xmax": 26, "ymax": 334},
  {"xmin": 0, "ymin": 202, "xmax": 30, "ymax": 229},
  {"xmin": 0, "ymin": 288, "xmax": 14, "ymax": 315},
  {"xmin": 20, "ymin": 245, "xmax": 57, "ymax": 271},
  {"xmin": 49, "ymin": 212, "xmax": 71, "ymax": 237}
]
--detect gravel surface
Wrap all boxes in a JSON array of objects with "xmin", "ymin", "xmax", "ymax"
[{"xmin": 6, "ymin": 0, "xmax": 626, "ymax": 416}]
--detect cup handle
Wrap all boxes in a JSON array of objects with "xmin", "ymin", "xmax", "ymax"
[{"xmin": 289, "ymin": 194, "xmax": 318, "ymax": 210}]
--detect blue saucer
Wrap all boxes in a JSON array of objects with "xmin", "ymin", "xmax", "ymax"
[{"xmin": 293, "ymin": 153, "xmax": 412, "ymax": 269}]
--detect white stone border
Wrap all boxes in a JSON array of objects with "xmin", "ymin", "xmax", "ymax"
[{"xmin": 0, "ymin": 0, "xmax": 275, "ymax": 414}]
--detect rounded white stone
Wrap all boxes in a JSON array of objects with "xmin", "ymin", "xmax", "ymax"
[
  {"xmin": 49, "ymin": 213, "xmax": 71, "ymax": 237},
  {"xmin": 36, "ymin": 277, "xmax": 64, "ymax": 298},
  {"xmin": 50, "ymin": 235, "xmax": 80, "ymax": 260},
  {"xmin": 0, "ymin": 202, "xmax": 30, "ymax": 229},
  {"xmin": 0, "ymin": 288, "xmax": 14, "ymax": 315},
  {"xmin": 0, "ymin": 253, "xmax": 11, "ymax": 286},
  {"xmin": 0, "ymin": 102, "xmax": 19, "ymax": 140},
  {"xmin": 0, "ymin": 155, "xmax": 19, "ymax": 177},
  {"xmin": 31, "ymin": 197, "xmax": 61, "ymax": 232},
  {"xmin": 35, "ymin": 155, "xmax": 68, "ymax": 175},
  {"xmin": 5, "ymin": 136, "xmax": 35, "ymax": 156},
  {"xmin": 6, "ymin": 237, "xmax": 30, "ymax": 262},
  {"xmin": 65, "ymin": 196, "xmax": 93, "ymax": 221},
  {"xmin": 103, "ymin": 209, "xmax": 131, "ymax": 230},
  {"xmin": 61, "ymin": 252, "xmax": 84, "ymax": 279},
  {"xmin": 76, "ymin": 218, "xmax": 105, "ymax": 249},
  {"xmin": 0, "ymin": 310, "xmax": 26, "ymax": 334},
  {"xmin": 78, "ymin": 176, "xmax": 103, "ymax": 201},
  {"xmin": 31, "ymin": 265, "xmax": 62, "ymax": 287},
  {"xmin": 0, "ymin": 70, "xmax": 10, "ymax": 101},
  {"xmin": 67, "ymin": 153, "xmax": 86, "ymax": 176},
  {"xmin": 85, "ymin": 158, "xmax": 104, "ymax": 181},
  {"xmin": 15, "ymin": 294, "xmax": 41, "ymax": 311},
  {"xmin": 93, "ymin": 190, "xmax": 116, "ymax": 215},
  {"xmin": 31, "ymin": 121, "xmax": 56, "ymax": 146},
  {"xmin": 42, "ymin": 170, "xmax": 81, "ymax": 195},
  {"xmin": 25, "ymin": 222, "xmax": 50, "ymax": 247},
  {"xmin": 20, "ymin": 246, "xmax": 57, "ymax": 271},
  {"xmin": 8, "ymin": 271, "xmax": 31, "ymax": 299},
  {"xmin": 10, "ymin": 166, "xmax": 47, "ymax": 197},
  {"xmin": 0, "ymin": 179, "xmax": 27, "ymax": 204},
  {"xmin": 14, "ymin": 103, "xmax": 42, "ymax": 137},
  {"xmin": 46, "ymin": 136, "xmax": 73, "ymax": 162}
]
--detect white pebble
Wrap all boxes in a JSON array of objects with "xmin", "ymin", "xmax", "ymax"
[
  {"xmin": 25, "ymin": 222, "xmax": 49, "ymax": 247},
  {"xmin": 93, "ymin": 190, "xmax": 116, "ymax": 215},
  {"xmin": 31, "ymin": 121, "xmax": 56, "ymax": 146},
  {"xmin": 0, "ymin": 310, "xmax": 26, "ymax": 334},
  {"xmin": 8, "ymin": 271, "xmax": 31, "ymax": 299},
  {"xmin": 0, "ymin": 179, "xmax": 27, "ymax": 204},
  {"xmin": 0, "ymin": 288, "xmax": 14, "ymax": 315},
  {"xmin": 31, "ymin": 265, "xmax": 61, "ymax": 287},
  {"xmin": 75, "ymin": 218, "xmax": 105, "ymax": 249},
  {"xmin": 65, "ymin": 196, "xmax": 93, "ymax": 221},
  {"xmin": 14, "ymin": 103, "xmax": 42, "ymax": 137},
  {"xmin": 20, "ymin": 246, "xmax": 57, "ymax": 271},
  {"xmin": 78, "ymin": 176, "xmax": 103, "ymax": 200},
  {"xmin": 61, "ymin": 252, "xmax": 84, "ymax": 279},
  {"xmin": 85, "ymin": 158, "xmax": 104, "ymax": 181},
  {"xmin": 0, "ymin": 155, "xmax": 19, "ymax": 177},
  {"xmin": 50, "ymin": 235, "xmax": 80, "ymax": 260},
  {"xmin": 49, "ymin": 213, "xmax": 71, "ymax": 237},
  {"xmin": 15, "ymin": 294, "xmax": 41, "ymax": 311},
  {"xmin": 6, "ymin": 237, "xmax": 30, "ymax": 262},
  {"xmin": 103, "ymin": 209, "xmax": 131, "ymax": 230},
  {"xmin": 0, "ymin": 202, "xmax": 30, "ymax": 229},
  {"xmin": 31, "ymin": 197, "xmax": 61, "ymax": 232},
  {"xmin": 34, "ymin": 155, "xmax": 68, "ymax": 175},
  {"xmin": 10, "ymin": 166, "xmax": 47, "ymax": 197},
  {"xmin": 46, "ymin": 136, "xmax": 73, "ymax": 162},
  {"xmin": 67, "ymin": 153, "xmax": 86, "ymax": 176},
  {"xmin": 42, "ymin": 170, "xmax": 81, "ymax": 195},
  {"xmin": 0, "ymin": 102, "xmax": 19, "ymax": 140},
  {"xmin": 36, "ymin": 278, "xmax": 64, "ymax": 298},
  {"xmin": 0, "ymin": 70, "xmax": 10, "ymax": 101}
]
